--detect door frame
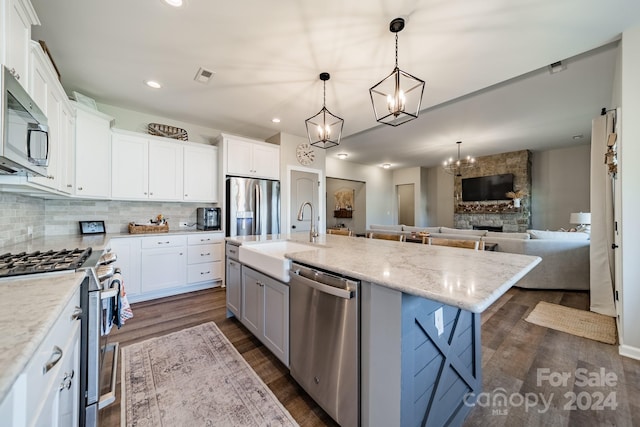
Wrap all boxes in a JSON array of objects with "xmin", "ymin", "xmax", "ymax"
[{"xmin": 284, "ymin": 165, "xmax": 325, "ymax": 235}]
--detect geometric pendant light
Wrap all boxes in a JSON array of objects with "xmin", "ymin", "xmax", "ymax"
[
  {"xmin": 305, "ymin": 72, "xmax": 344, "ymax": 149},
  {"xmin": 369, "ymin": 17, "xmax": 425, "ymax": 127}
]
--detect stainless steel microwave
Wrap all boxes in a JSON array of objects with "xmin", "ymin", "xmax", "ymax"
[{"xmin": 0, "ymin": 66, "xmax": 49, "ymax": 176}]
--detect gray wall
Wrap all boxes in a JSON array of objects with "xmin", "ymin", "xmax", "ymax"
[
  {"xmin": 531, "ymin": 145, "xmax": 591, "ymax": 230},
  {"xmin": 325, "ymin": 178, "xmax": 366, "ymax": 234},
  {"xmin": 425, "ymin": 166, "xmax": 454, "ymax": 227}
]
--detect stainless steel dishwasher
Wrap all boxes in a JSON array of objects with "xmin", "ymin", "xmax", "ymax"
[{"xmin": 289, "ymin": 262, "xmax": 360, "ymax": 427}]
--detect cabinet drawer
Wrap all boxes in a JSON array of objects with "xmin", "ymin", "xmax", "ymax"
[
  {"xmin": 23, "ymin": 287, "xmax": 81, "ymax": 420},
  {"xmin": 226, "ymin": 243, "xmax": 240, "ymax": 260},
  {"xmin": 187, "ymin": 243, "xmax": 221, "ymax": 264},
  {"xmin": 187, "ymin": 233, "xmax": 224, "ymax": 245},
  {"xmin": 187, "ymin": 261, "xmax": 222, "ymax": 283},
  {"xmin": 141, "ymin": 235, "xmax": 187, "ymax": 248}
]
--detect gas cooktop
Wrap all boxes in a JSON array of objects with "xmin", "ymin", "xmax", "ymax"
[{"xmin": 0, "ymin": 248, "xmax": 93, "ymax": 278}]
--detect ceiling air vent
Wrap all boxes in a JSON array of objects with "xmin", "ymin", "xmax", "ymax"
[
  {"xmin": 194, "ymin": 67, "xmax": 215, "ymax": 84},
  {"xmin": 548, "ymin": 61, "xmax": 566, "ymax": 74}
]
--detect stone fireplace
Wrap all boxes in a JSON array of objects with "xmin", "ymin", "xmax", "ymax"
[{"xmin": 453, "ymin": 150, "xmax": 532, "ymax": 232}]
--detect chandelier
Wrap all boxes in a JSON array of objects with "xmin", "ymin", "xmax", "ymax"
[
  {"xmin": 443, "ymin": 141, "xmax": 476, "ymax": 176},
  {"xmin": 369, "ymin": 17, "xmax": 425, "ymax": 127},
  {"xmin": 305, "ymin": 72, "xmax": 344, "ymax": 149}
]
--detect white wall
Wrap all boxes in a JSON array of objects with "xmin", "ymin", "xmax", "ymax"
[
  {"xmin": 425, "ymin": 166, "xmax": 454, "ymax": 227},
  {"xmin": 531, "ymin": 145, "xmax": 591, "ymax": 230},
  {"xmin": 96, "ymin": 102, "xmax": 221, "ymax": 145},
  {"xmin": 619, "ymin": 25, "xmax": 640, "ymax": 359},
  {"xmin": 325, "ymin": 158, "xmax": 394, "ymax": 228}
]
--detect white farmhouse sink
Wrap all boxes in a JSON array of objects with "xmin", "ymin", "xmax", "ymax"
[{"xmin": 238, "ymin": 241, "xmax": 318, "ymax": 282}]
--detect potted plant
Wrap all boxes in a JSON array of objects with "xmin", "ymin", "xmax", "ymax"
[{"xmin": 506, "ymin": 189, "xmax": 527, "ymax": 207}]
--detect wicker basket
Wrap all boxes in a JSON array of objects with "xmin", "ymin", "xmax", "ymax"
[
  {"xmin": 147, "ymin": 123, "xmax": 188, "ymax": 141},
  {"xmin": 128, "ymin": 222, "xmax": 169, "ymax": 234}
]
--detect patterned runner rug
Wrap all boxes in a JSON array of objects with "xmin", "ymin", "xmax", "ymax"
[
  {"xmin": 121, "ymin": 322, "xmax": 298, "ymax": 426},
  {"xmin": 525, "ymin": 301, "xmax": 617, "ymax": 345}
]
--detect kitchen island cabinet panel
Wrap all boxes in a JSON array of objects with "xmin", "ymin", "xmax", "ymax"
[
  {"xmin": 226, "ymin": 257, "xmax": 242, "ymax": 318},
  {"xmin": 241, "ymin": 266, "xmax": 289, "ymax": 366}
]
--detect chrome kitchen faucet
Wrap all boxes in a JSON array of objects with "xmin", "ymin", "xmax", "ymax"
[{"xmin": 297, "ymin": 201, "xmax": 318, "ymax": 243}]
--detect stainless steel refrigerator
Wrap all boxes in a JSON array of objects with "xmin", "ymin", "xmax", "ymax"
[{"xmin": 225, "ymin": 176, "xmax": 281, "ymax": 237}]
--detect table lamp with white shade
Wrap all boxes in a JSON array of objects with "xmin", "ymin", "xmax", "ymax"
[{"xmin": 569, "ymin": 212, "xmax": 591, "ymax": 232}]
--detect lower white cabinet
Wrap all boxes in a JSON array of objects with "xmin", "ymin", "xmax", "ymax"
[
  {"xmin": 107, "ymin": 237, "xmax": 141, "ymax": 298},
  {"xmin": 186, "ymin": 233, "xmax": 223, "ymax": 284},
  {"xmin": 140, "ymin": 235, "xmax": 187, "ymax": 293},
  {"xmin": 4, "ymin": 287, "xmax": 82, "ymax": 427},
  {"xmin": 241, "ymin": 266, "xmax": 289, "ymax": 366}
]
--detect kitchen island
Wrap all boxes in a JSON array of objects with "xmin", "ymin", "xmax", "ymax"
[{"xmin": 228, "ymin": 232, "xmax": 541, "ymax": 427}]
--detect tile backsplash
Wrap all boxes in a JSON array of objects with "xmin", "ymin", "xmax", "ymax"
[{"xmin": 0, "ymin": 193, "xmax": 217, "ymax": 248}]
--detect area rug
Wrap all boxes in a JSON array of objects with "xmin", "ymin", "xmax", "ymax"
[
  {"xmin": 525, "ymin": 301, "xmax": 617, "ymax": 345},
  {"xmin": 121, "ymin": 322, "xmax": 299, "ymax": 426}
]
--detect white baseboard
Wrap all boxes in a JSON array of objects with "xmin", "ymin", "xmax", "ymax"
[
  {"xmin": 618, "ymin": 344, "xmax": 640, "ymax": 360},
  {"xmin": 128, "ymin": 281, "xmax": 221, "ymax": 304}
]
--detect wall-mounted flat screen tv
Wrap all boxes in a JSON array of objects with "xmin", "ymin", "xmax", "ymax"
[{"xmin": 462, "ymin": 174, "xmax": 514, "ymax": 201}]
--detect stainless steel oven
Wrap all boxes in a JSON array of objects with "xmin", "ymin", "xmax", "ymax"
[{"xmin": 79, "ymin": 250, "xmax": 121, "ymax": 427}]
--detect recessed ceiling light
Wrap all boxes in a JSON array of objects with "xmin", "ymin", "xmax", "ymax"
[
  {"xmin": 572, "ymin": 134, "xmax": 584, "ymax": 140},
  {"xmin": 337, "ymin": 153, "xmax": 348, "ymax": 159},
  {"xmin": 382, "ymin": 163, "xmax": 391, "ymax": 169},
  {"xmin": 271, "ymin": 118, "xmax": 281, "ymax": 123},
  {"xmin": 145, "ymin": 80, "xmax": 162, "ymax": 89},
  {"xmin": 163, "ymin": 0, "xmax": 183, "ymax": 7}
]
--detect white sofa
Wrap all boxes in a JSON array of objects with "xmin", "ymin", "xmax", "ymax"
[{"xmin": 366, "ymin": 225, "xmax": 590, "ymax": 290}]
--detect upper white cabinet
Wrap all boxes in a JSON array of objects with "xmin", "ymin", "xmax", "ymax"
[
  {"xmin": 73, "ymin": 101, "xmax": 114, "ymax": 198},
  {"xmin": 219, "ymin": 134, "xmax": 279, "ymax": 179},
  {"xmin": 112, "ymin": 128, "xmax": 217, "ymax": 202},
  {"xmin": 0, "ymin": 0, "xmax": 40, "ymax": 90},
  {"xmin": 27, "ymin": 41, "xmax": 74, "ymax": 194},
  {"xmin": 184, "ymin": 143, "xmax": 218, "ymax": 202}
]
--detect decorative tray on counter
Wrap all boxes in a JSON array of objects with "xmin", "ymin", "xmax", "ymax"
[{"xmin": 128, "ymin": 222, "xmax": 169, "ymax": 234}]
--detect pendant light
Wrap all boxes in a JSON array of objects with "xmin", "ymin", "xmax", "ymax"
[
  {"xmin": 305, "ymin": 72, "xmax": 344, "ymax": 149},
  {"xmin": 442, "ymin": 141, "xmax": 476, "ymax": 177},
  {"xmin": 369, "ymin": 17, "xmax": 425, "ymax": 127}
]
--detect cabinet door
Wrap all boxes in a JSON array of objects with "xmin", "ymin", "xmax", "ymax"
[
  {"xmin": 4, "ymin": 0, "xmax": 36, "ymax": 89},
  {"xmin": 29, "ymin": 82, "xmax": 61, "ymax": 189},
  {"xmin": 149, "ymin": 141, "xmax": 183, "ymax": 200},
  {"xmin": 141, "ymin": 247, "xmax": 186, "ymax": 293},
  {"xmin": 263, "ymin": 277, "xmax": 289, "ymax": 366},
  {"xmin": 184, "ymin": 144, "xmax": 218, "ymax": 202},
  {"xmin": 226, "ymin": 138, "xmax": 253, "ymax": 176},
  {"xmin": 74, "ymin": 105, "xmax": 112, "ymax": 198},
  {"xmin": 58, "ymin": 104, "xmax": 75, "ymax": 194},
  {"xmin": 108, "ymin": 237, "xmax": 141, "ymax": 297},
  {"xmin": 241, "ymin": 267, "xmax": 263, "ymax": 337},
  {"xmin": 252, "ymin": 143, "xmax": 280, "ymax": 179},
  {"xmin": 226, "ymin": 258, "xmax": 242, "ymax": 318},
  {"xmin": 111, "ymin": 133, "xmax": 149, "ymax": 199}
]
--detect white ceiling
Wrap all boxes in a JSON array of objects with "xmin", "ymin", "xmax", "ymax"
[{"xmin": 30, "ymin": 0, "xmax": 640, "ymax": 168}]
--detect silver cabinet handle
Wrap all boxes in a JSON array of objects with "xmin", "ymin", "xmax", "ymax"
[
  {"xmin": 144, "ymin": 192, "xmax": 148, "ymax": 195},
  {"xmin": 256, "ymin": 281, "xmax": 264, "ymax": 287},
  {"xmin": 66, "ymin": 184, "xmax": 73, "ymax": 188},
  {"xmin": 201, "ymin": 238, "xmax": 211, "ymax": 242},
  {"xmin": 71, "ymin": 307, "xmax": 83, "ymax": 320},
  {"xmin": 43, "ymin": 346, "xmax": 63, "ymax": 374},
  {"xmin": 77, "ymin": 187, "xmax": 83, "ymax": 191},
  {"xmin": 201, "ymin": 253, "xmax": 211, "ymax": 256},
  {"xmin": 201, "ymin": 271, "xmax": 210, "ymax": 275},
  {"xmin": 150, "ymin": 192, "xmax": 153, "ymax": 195},
  {"xmin": 157, "ymin": 241, "xmax": 170, "ymax": 244},
  {"xmin": 184, "ymin": 194, "xmax": 188, "ymax": 197}
]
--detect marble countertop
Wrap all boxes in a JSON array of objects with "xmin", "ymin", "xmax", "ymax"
[
  {"xmin": 227, "ymin": 232, "xmax": 541, "ymax": 313},
  {"xmin": 0, "ymin": 271, "xmax": 86, "ymax": 404}
]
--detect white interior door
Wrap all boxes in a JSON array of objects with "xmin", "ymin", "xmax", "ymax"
[
  {"xmin": 290, "ymin": 170, "xmax": 319, "ymax": 233},
  {"xmin": 397, "ymin": 184, "xmax": 415, "ymax": 226}
]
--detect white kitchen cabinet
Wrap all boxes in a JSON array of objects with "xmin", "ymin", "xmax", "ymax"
[
  {"xmin": 219, "ymin": 134, "xmax": 279, "ymax": 179},
  {"xmin": 140, "ymin": 235, "xmax": 187, "ymax": 293},
  {"xmin": 111, "ymin": 132, "xmax": 149, "ymax": 199},
  {"xmin": 148, "ymin": 139, "xmax": 183, "ymax": 201},
  {"xmin": 186, "ymin": 233, "xmax": 223, "ymax": 285},
  {"xmin": 241, "ymin": 266, "xmax": 289, "ymax": 366},
  {"xmin": 0, "ymin": 0, "xmax": 40, "ymax": 90},
  {"xmin": 225, "ymin": 242, "xmax": 241, "ymax": 318},
  {"xmin": 28, "ymin": 41, "xmax": 74, "ymax": 193},
  {"xmin": 184, "ymin": 143, "xmax": 218, "ymax": 202},
  {"xmin": 108, "ymin": 237, "xmax": 141, "ymax": 298},
  {"xmin": 73, "ymin": 101, "xmax": 114, "ymax": 198},
  {"xmin": 11, "ymin": 286, "xmax": 82, "ymax": 427},
  {"xmin": 57, "ymin": 102, "xmax": 75, "ymax": 193}
]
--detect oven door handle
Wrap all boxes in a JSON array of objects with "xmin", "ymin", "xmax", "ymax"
[
  {"xmin": 98, "ymin": 341, "xmax": 119, "ymax": 410},
  {"xmin": 100, "ymin": 288, "xmax": 118, "ymax": 300}
]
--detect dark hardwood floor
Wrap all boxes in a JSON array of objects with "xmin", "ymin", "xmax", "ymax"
[{"xmin": 100, "ymin": 286, "xmax": 640, "ymax": 427}]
